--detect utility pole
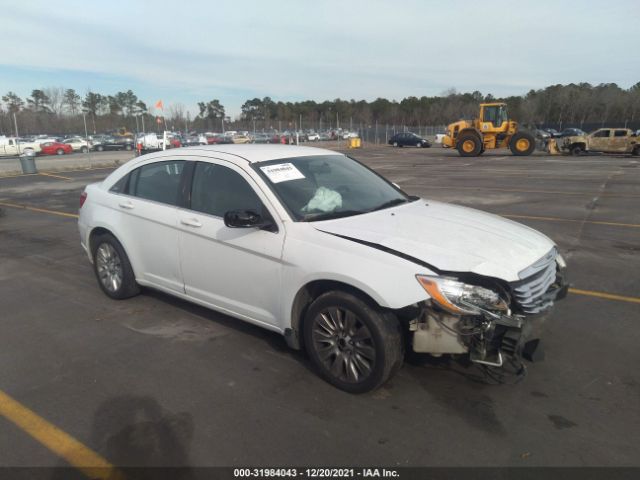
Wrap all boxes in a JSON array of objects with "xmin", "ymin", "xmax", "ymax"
[
  {"xmin": 83, "ymin": 112, "xmax": 91, "ymax": 161},
  {"xmin": 299, "ymin": 113, "xmax": 302, "ymax": 132}
]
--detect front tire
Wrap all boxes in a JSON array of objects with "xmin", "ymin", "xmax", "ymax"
[
  {"xmin": 92, "ymin": 233, "xmax": 140, "ymax": 300},
  {"xmin": 81, "ymin": 146, "xmax": 88, "ymax": 153},
  {"xmin": 570, "ymin": 145, "xmax": 583, "ymax": 156},
  {"xmin": 56, "ymin": 148, "xmax": 64, "ymax": 155},
  {"xmin": 509, "ymin": 131, "xmax": 536, "ymax": 156},
  {"xmin": 125, "ymin": 144, "xmax": 133, "ymax": 151},
  {"xmin": 457, "ymin": 133, "xmax": 482, "ymax": 157},
  {"xmin": 97, "ymin": 145, "xmax": 104, "ymax": 152},
  {"xmin": 303, "ymin": 291, "xmax": 403, "ymax": 393}
]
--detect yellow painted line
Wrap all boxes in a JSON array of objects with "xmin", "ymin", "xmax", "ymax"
[
  {"xmin": 0, "ymin": 201, "xmax": 79, "ymax": 219},
  {"xmin": 0, "ymin": 389, "xmax": 125, "ymax": 480},
  {"xmin": 569, "ymin": 288, "xmax": 640, "ymax": 305},
  {"xmin": 39, "ymin": 172, "xmax": 72, "ymax": 180},
  {"xmin": 501, "ymin": 213, "xmax": 640, "ymax": 229},
  {"xmin": 424, "ymin": 184, "xmax": 640, "ymax": 198}
]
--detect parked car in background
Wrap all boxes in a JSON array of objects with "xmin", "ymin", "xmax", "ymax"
[
  {"xmin": 543, "ymin": 128, "xmax": 560, "ymax": 137},
  {"xmin": 79, "ymin": 145, "xmax": 567, "ymax": 393},
  {"xmin": 558, "ymin": 128, "xmax": 586, "ymax": 138},
  {"xmin": 206, "ymin": 133, "xmax": 231, "ymax": 144},
  {"xmin": 250, "ymin": 133, "xmax": 272, "ymax": 144},
  {"xmin": 232, "ymin": 134, "xmax": 252, "ymax": 144},
  {"xmin": 93, "ymin": 135, "xmax": 135, "ymax": 152},
  {"xmin": 562, "ymin": 128, "xmax": 639, "ymax": 156},
  {"xmin": 40, "ymin": 141, "xmax": 73, "ymax": 155},
  {"xmin": 137, "ymin": 133, "xmax": 163, "ymax": 152},
  {"xmin": 389, "ymin": 132, "xmax": 431, "ymax": 148},
  {"xmin": 180, "ymin": 135, "xmax": 204, "ymax": 147},
  {"xmin": 63, "ymin": 137, "xmax": 92, "ymax": 153},
  {"xmin": 0, "ymin": 136, "xmax": 42, "ymax": 156},
  {"xmin": 535, "ymin": 129, "xmax": 551, "ymax": 139},
  {"xmin": 306, "ymin": 132, "xmax": 320, "ymax": 141}
]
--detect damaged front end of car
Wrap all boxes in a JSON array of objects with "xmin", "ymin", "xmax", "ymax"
[{"xmin": 409, "ymin": 248, "xmax": 568, "ymax": 380}]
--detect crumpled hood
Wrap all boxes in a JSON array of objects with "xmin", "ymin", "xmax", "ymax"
[{"xmin": 314, "ymin": 199, "xmax": 555, "ymax": 282}]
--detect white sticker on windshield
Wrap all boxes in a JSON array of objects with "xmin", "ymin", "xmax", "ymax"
[{"xmin": 260, "ymin": 163, "xmax": 305, "ymax": 183}]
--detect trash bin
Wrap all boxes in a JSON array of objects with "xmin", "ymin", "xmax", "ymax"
[{"xmin": 19, "ymin": 150, "xmax": 38, "ymax": 174}]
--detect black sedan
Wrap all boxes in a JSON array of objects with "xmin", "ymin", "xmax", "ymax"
[
  {"xmin": 558, "ymin": 128, "xmax": 586, "ymax": 138},
  {"xmin": 389, "ymin": 132, "xmax": 431, "ymax": 148},
  {"xmin": 92, "ymin": 135, "xmax": 134, "ymax": 152}
]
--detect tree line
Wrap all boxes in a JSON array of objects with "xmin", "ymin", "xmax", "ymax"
[{"xmin": 1, "ymin": 82, "xmax": 639, "ymax": 136}]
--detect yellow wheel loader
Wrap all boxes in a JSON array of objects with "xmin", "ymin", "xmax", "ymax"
[{"xmin": 442, "ymin": 103, "xmax": 536, "ymax": 157}]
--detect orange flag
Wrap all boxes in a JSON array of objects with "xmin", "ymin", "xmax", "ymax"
[{"xmin": 155, "ymin": 100, "xmax": 164, "ymax": 110}]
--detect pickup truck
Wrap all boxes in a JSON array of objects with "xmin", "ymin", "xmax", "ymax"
[
  {"xmin": 562, "ymin": 128, "xmax": 639, "ymax": 156},
  {"xmin": 0, "ymin": 136, "xmax": 42, "ymax": 156}
]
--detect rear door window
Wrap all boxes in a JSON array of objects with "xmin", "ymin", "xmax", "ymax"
[
  {"xmin": 614, "ymin": 130, "xmax": 628, "ymax": 137},
  {"xmin": 129, "ymin": 160, "xmax": 185, "ymax": 206}
]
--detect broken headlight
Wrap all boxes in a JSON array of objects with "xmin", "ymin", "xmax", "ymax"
[{"xmin": 416, "ymin": 275, "xmax": 508, "ymax": 315}]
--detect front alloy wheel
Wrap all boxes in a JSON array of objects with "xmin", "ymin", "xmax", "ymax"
[
  {"xmin": 311, "ymin": 307, "xmax": 376, "ymax": 384},
  {"xmin": 303, "ymin": 291, "xmax": 403, "ymax": 393}
]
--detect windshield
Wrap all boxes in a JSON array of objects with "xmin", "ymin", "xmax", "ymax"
[{"xmin": 254, "ymin": 155, "xmax": 411, "ymax": 222}]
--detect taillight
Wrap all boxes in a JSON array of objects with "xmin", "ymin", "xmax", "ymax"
[{"xmin": 80, "ymin": 191, "xmax": 87, "ymax": 208}]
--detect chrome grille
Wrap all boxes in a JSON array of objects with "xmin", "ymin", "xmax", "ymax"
[{"xmin": 511, "ymin": 248, "xmax": 558, "ymax": 314}]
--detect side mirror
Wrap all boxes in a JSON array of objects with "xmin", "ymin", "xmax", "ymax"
[{"xmin": 224, "ymin": 209, "xmax": 275, "ymax": 231}]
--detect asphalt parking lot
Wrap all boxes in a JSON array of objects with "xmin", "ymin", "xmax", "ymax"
[{"xmin": 0, "ymin": 145, "xmax": 639, "ymax": 474}]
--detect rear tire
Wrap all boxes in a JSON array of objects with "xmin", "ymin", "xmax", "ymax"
[
  {"xmin": 509, "ymin": 131, "xmax": 536, "ymax": 156},
  {"xmin": 632, "ymin": 147, "xmax": 639, "ymax": 156},
  {"xmin": 125, "ymin": 144, "xmax": 133, "ymax": 151},
  {"xmin": 91, "ymin": 233, "xmax": 140, "ymax": 300},
  {"xmin": 97, "ymin": 145, "xmax": 104, "ymax": 152},
  {"xmin": 456, "ymin": 133, "xmax": 482, "ymax": 157},
  {"xmin": 303, "ymin": 290, "xmax": 403, "ymax": 393},
  {"xmin": 81, "ymin": 146, "xmax": 88, "ymax": 153}
]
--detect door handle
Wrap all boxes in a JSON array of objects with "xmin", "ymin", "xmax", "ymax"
[
  {"xmin": 180, "ymin": 218, "xmax": 202, "ymax": 228},
  {"xmin": 118, "ymin": 200, "xmax": 134, "ymax": 210}
]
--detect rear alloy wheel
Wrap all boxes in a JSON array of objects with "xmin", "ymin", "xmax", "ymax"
[
  {"xmin": 125, "ymin": 144, "xmax": 133, "ymax": 151},
  {"xmin": 97, "ymin": 145, "xmax": 104, "ymax": 152},
  {"xmin": 456, "ymin": 133, "xmax": 482, "ymax": 157},
  {"xmin": 392, "ymin": 142, "xmax": 398, "ymax": 147},
  {"xmin": 509, "ymin": 131, "xmax": 536, "ymax": 156},
  {"xmin": 303, "ymin": 291, "xmax": 403, "ymax": 393},
  {"xmin": 81, "ymin": 146, "xmax": 88, "ymax": 153},
  {"xmin": 56, "ymin": 148, "xmax": 65, "ymax": 155},
  {"xmin": 92, "ymin": 233, "xmax": 140, "ymax": 300}
]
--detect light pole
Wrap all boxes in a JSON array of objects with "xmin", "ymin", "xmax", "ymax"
[{"xmin": 83, "ymin": 112, "xmax": 91, "ymax": 161}]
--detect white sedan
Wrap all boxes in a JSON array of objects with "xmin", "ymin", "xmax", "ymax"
[
  {"xmin": 78, "ymin": 145, "xmax": 567, "ymax": 392},
  {"xmin": 63, "ymin": 137, "xmax": 91, "ymax": 153}
]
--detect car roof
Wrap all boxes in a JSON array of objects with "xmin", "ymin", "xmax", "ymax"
[{"xmin": 136, "ymin": 144, "xmax": 340, "ymax": 164}]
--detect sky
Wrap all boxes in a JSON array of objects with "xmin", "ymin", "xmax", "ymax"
[{"xmin": 1, "ymin": 0, "xmax": 638, "ymax": 118}]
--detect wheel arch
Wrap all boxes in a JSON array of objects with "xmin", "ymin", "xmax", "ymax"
[{"xmin": 286, "ymin": 279, "xmax": 387, "ymax": 351}]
